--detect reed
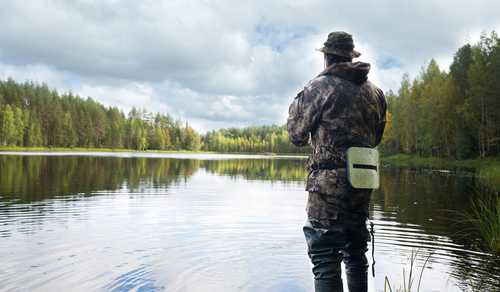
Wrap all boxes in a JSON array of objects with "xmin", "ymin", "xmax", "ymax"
[
  {"xmin": 384, "ymin": 249, "xmax": 432, "ymax": 292},
  {"xmin": 467, "ymin": 190, "xmax": 500, "ymax": 253},
  {"xmin": 478, "ymin": 163, "xmax": 500, "ymax": 191}
]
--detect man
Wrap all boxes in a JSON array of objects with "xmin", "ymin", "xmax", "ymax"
[{"xmin": 287, "ymin": 31, "xmax": 386, "ymax": 292}]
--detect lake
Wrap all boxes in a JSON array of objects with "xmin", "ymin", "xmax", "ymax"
[{"xmin": 0, "ymin": 152, "xmax": 498, "ymax": 291}]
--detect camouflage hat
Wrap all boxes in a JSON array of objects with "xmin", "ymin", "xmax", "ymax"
[{"xmin": 317, "ymin": 31, "xmax": 361, "ymax": 58}]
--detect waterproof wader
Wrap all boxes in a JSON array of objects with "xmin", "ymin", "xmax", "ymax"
[{"xmin": 303, "ymin": 215, "xmax": 369, "ymax": 292}]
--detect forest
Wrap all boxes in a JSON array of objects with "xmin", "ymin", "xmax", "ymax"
[
  {"xmin": 0, "ymin": 78, "xmax": 303, "ymax": 153},
  {"xmin": 381, "ymin": 31, "xmax": 500, "ymax": 159},
  {"xmin": 0, "ymin": 79, "xmax": 201, "ymax": 151},
  {"xmin": 202, "ymin": 126, "xmax": 306, "ymax": 153},
  {"xmin": 0, "ymin": 31, "xmax": 499, "ymax": 158}
]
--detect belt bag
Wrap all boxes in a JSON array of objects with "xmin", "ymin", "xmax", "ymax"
[{"xmin": 346, "ymin": 147, "xmax": 379, "ymax": 189}]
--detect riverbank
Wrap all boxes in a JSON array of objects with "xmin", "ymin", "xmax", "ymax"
[
  {"xmin": 383, "ymin": 153, "xmax": 500, "ymax": 190},
  {"xmin": 0, "ymin": 146, "xmax": 216, "ymax": 154},
  {"xmin": 0, "ymin": 146, "xmax": 307, "ymax": 157},
  {"xmin": 382, "ymin": 153, "xmax": 499, "ymax": 169}
]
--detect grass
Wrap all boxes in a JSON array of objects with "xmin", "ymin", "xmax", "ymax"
[
  {"xmin": 465, "ymin": 188, "xmax": 500, "ymax": 253},
  {"xmin": 470, "ymin": 195, "xmax": 500, "ymax": 253},
  {"xmin": 478, "ymin": 163, "xmax": 500, "ymax": 191},
  {"xmin": 384, "ymin": 249, "xmax": 433, "ymax": 292},
  {"xmin": 450, "ymin": 185, "xmax": 499, "ymax": 253}
]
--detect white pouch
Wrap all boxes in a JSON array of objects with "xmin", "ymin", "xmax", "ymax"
[{"xmin": 346, "ymin": 147, "xmax": 380, "ymax": 189}]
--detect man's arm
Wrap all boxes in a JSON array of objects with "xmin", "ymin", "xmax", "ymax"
[
  {"xmin": 374, "ymin": 89, "xmax": 387, "ymax": 146},
  {"xmin": 287, "ymin": 83, "xmax": 325, "ymax": 146}
]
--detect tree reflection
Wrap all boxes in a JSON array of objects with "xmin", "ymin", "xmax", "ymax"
[
  {"xmin": 0, "ymin": 156, "xmax": 307, "ymax": 205},
  {"xmin": 202, "ymin": 158, "xmax": 307, "ymax": 182},
  {"xmin": 0, "ymin": 156, "xmax": 201, "ymax": 203}
]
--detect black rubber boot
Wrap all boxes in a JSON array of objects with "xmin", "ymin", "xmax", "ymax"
[
  {"xmin": 345, "ymin": 254, "xmax": 368, "ymax": 292},
  {"xmin": 346, "ymin": 272, "xmax": 367, "ymax": 292},
  {"xmin": 314, "ymin": 278, "xmax": 344, "ymax": 292}
]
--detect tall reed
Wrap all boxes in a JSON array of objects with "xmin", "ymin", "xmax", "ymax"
[
  {"xmin": 452, "ymin": 186, "xmax": 500, "ymax": 253},
  {"xmin": 384, "ymin": 249, "xmax": 432, "ymax": 292}
]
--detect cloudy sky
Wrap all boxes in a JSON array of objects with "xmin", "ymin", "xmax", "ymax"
[{"xmin": 1, "ymin": 0, "xmax": 499, "ymax": 132}]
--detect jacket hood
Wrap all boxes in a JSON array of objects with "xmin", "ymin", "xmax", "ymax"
[{"xmin": 319, "ymin": 61, "xmax": 370, "ymax": 84}]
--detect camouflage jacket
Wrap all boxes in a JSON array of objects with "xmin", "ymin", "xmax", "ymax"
[{"xmin": 287, "ymin": 62, "xmax": 386, "ymax": 226}]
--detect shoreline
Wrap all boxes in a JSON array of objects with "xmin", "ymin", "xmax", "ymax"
[
  {"xmin": 0, "ymin": 147, "xmax": 497, "ymax": 167},
  {"xmin": 0, "ymin": 146, "xmax": 307, "ymax": 158},
  {"xmin": 0, "ymin": 146, "xmax": 213, "ymax": 154},
  {"xmin": 1, "ymin": 148, "xmax": 498, "ymax": 189},
  {"xmin": 381, "ymin": 153, "xmax": 499, "ymax": 169},
  {"xmin": 382, "ymin": 153, "xmax": 500, "ymax": 190}
]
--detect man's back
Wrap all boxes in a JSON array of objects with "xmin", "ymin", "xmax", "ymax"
[
  {"xmin": 288, "ymin": 61, "xmax": 386, "ymax": 171},
  {"xmin": 286, "ymin": 31, "xmax": 386, "ymax": 292}
]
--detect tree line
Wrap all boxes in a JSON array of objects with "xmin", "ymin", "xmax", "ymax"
[
  {"xmin": 202, "ymin": 125, "xmax": 307, "ymax": 154},
  {"xmin": 0, "ymin": 79, "xmax": 305, "ymax": 153},
  {"xmin": 0, "ymin": 79, "xmax": 201, "ymax": 150},
  {"xmin": 381, "ymin": 31, "xmax": 500, "ymax": 159},
  {"xmin": 1, "ymin": 31, "xmax": 499, "ymax": 157}
]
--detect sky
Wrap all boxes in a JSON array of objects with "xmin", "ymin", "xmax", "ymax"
[{"xmin": 1, "ymin": 0, "xmax": 499, "ymax": 132}]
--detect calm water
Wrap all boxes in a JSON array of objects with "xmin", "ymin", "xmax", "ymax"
[{"xmin": 0, "ymin": 153, "xmax": 498, "ymax": 292}]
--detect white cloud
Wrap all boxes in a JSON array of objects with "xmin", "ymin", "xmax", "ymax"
[
  {"xmin": 1, "ymin": 0, "xmax": 500, "ymax": 131},
  {"xmin": 0, "ymin": 63, "xmax": 72, "ymax": 90},
  {"xmin": 78, "ymin": 82, "xmax": 156, "ymax": 112}
]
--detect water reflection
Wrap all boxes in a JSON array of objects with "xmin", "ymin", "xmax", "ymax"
[
  {"xmin": 0, "ymin": 154, "xmax": 498, "ymax": 291},
  {"xmin": 372, "ymin": 167, "xmax": 500, "ymax": 290},
  {"xmin": 0, "ymin": 155, "xmax": 200, "ymax": 201}
]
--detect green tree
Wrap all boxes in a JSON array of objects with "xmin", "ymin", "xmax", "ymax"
[
  {"xmin": 0, "ymin": 105, "xmax": 17, "ymax": 146},
  {"xmin": 183, "ymin": 124, "xmax": 201, "ymax": 151},
  {"xmin": 25, "ymin": 118, "xmax": 43, "ymax": 146},
  {"xmin": 13, "ymin": 106, "xmax": 25, "ymax": 146},
  {"xmin": 62, "ymin": 112, "xmax": 77, "ymax": 147}
]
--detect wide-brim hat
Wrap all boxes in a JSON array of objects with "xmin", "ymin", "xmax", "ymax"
[{"xmin": 316, "ymin": 31, "xmax": 361, "ymax": 58}]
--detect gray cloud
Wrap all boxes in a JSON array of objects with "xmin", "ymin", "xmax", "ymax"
[{"xmin": 1, "ymin": 0, "xmax": 499, "ymax": 131}]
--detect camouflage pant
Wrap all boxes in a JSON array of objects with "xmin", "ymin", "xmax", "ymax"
[{"xmin": 303, "ymin": 217, "xmax": 369, "ymax": 292}]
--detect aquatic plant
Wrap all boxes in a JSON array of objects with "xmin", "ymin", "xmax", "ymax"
[
  {"xmin": 384, "ymin": 249, "xmax": 432, "ymax": 292},
  {"xmin": 442, "ymin": 186, "xmax": 500, "ymax": 291},
  {"xmin": 449, "ymin": 187, "xmax": 498, "ymax": 253},
  {"xmin": 448, "ymin": 184, "xmax": 499, "ymax": 253},
  {"xmin": 478, "ymin": 163, "xmax": 500, "ymax": 191},
  {"xmin": 466, "ymin": 189, "xmax": 500, "ymax": 253}
]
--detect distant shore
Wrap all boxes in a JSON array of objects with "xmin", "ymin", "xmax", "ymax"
[
  {"xmin": 0, "ymin": 146, "xmax": 306, "ymax": 157},
  {"xmin": 0, "ymin": 146, "xmax": 214, "ymax": 154}
]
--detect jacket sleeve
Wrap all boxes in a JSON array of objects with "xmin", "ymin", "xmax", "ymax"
[
  {"xmin": 374, "ymin": 89, "xmax": 387, "ymax": 146},
  {"xmin": 287, "ymin": 84, "xmax": 324, "ymax": 146}
]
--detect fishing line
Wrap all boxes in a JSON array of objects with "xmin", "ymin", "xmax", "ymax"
[{"xmin": 370, "ymin": 220, "xmax": 375, "ymax": 278}]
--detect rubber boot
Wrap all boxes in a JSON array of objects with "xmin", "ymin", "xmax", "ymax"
[
  {"xmin": 314, "ymin": 278, "xmax": 344, "ymax": 292},
  {"xmin": 345, "ymin": 257, "xmax": 368, "ymax": 292}
]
